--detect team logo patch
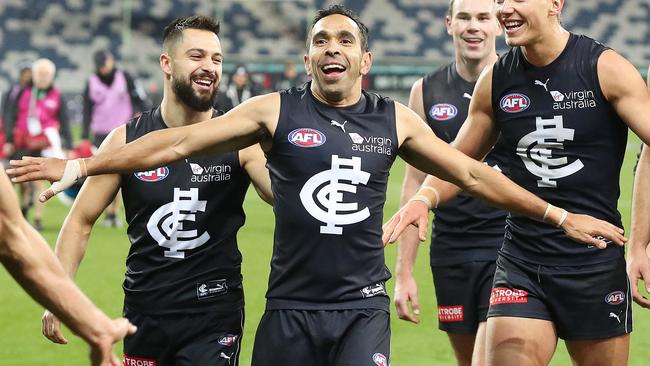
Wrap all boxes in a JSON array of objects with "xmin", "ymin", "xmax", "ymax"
[
  {"xmin": 196, "ymin": 279, "xmax": 228, "ymax": 300},
  {"xmin": 134, "ymin": 167, "xmax": 169, "ymax": 182},
  {"xmin": 438, "ymin": 305, "xmax": 464, "ymax": 322},
  {"xmin": 605, "ymin": 291, "xmax": 625, "ymax": 305},
  {"xmin": 429, "ymin": 103, "xmax": 458, "ymax": 121},
  {"xmin": 499, "ymin": 93, "xmax": 530, "ymax": 113},
  {"xmin": 372, "ymin": 353, "xmax": 388, "ymax": 366},
  {"xmin": 360, "ymin": 283, "xmax": 387, "ymax": 298},
  {"xmin": 490, "ymin": 287, "xmax": 529, "ymax": 305},
  {"xmin": 218, "ymin": 334, "xmax": 239, "ymax": 346},
  {"xmin": 288, "ymin": 128, "xmax": 326, "ymax": 148},
  {"xmin": 123, "ymin": 355, "xmax": 156, "ymax": 366}
]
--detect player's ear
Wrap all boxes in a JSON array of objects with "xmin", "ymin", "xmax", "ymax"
[
  {"xmin": 445, "ymin": 15, "xmax": 453, "ymax": 36},
  {"xmin": 549, "ymin": 0, "xmax": 564, "ymax": 18},
  {"xmin": 160, "ymin": 53, "xmax": 172, "ymax": 78},
  {"xmin": 303, "ymin": 54, "xmax": 312, "ymax": 76},
  {"xmin": 360, "ymin": 51, "xmax": 372, "ymax": 76}
]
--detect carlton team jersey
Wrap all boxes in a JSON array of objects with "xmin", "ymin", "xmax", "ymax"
[
  {"xmin": 492, "ymin": 34, "xmax": 627, "ymax": 265},
  {"xmin": 120, "ymin": 107, "xmax": 250, "ymax": 314},
  {"xmin": 422, "ymin": 62, "xmax": 508, "ymax": 266},
  {"xmin": 265, "ymin": 83, "xmax": 397, "ymax": 311}
]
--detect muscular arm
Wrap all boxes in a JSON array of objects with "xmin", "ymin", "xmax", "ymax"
[
  {"xmin": 0, "ymin": 169, "xmax": 134, "ymax": 365},
  {"xmin": 42, "ymin": 126, "xmax": 124, "ymax": 343},
  {"xmin": 598, "ymin": 50, "xmax": 650, "ymax": 145},
  {"xmin": 239, "ymin": 143, "xmax": 273, "ymax": 205},
  {"xmin": 625, "ymin": 64, "xmax": 650, "ymax": 307},
  {"xmin": 56, "ymin": 127, "xmax": 124, "ymax": 276},
  {"xmin": 415, "ymin": 67, "xmax": 500, "ymax": 209},
  {"xmin": 8, "ymin": 93, "xmax": 281, "ymax": 200},
  {"xmin": 83, "ymin": 93, "xmax": 281, "ymax": 176},
  {"xmin": 394, "ymin": 79, "xmax": 428, "ymax": 323}
]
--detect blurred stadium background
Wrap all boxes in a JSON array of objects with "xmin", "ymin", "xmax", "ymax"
[
  {"xmin": 1, "ymin": 0, "xmax": 650, "ymax": 365},
  {"xmin": 1, "ymin": 0, "xmax": 649, "ymax": 107}
]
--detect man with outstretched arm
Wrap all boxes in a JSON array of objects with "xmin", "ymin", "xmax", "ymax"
[
  {"xmin": 0, "ymin": 170, "xmax": 135, "ymax": 366},
  {"xmin": 383, "ymin": 0, "xmax": 650, "ymax": 365},
  {"xmin": 395, "ymin": 0, "xmax": 505, "ymax": 364},
  {"xmin": 8, "ymin": 5, "xmax": 624, "ymax": 366}
]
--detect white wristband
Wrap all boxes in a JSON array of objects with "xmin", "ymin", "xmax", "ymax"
[
  {"xmin": 410, "ymin": 194, "xmax": 433, "ymax": 209},
  {"xmin": 49, "ymin": 159, "xmax": 84, "ymax": 195},
  {"xmin": 557, "ymin": 209, "xmax": 568, "ymax": 228},
  {"xmin": 420, "ymin": 186, "xmax": 440, "ymax": 208},
  {"xmin": 542, "ymin": 203, "xmax": 552, "ymax": 222}
]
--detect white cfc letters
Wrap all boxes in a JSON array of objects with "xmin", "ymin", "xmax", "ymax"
[
  {"xmin": 517, "ymin": 116, "xmax": 584, "ymax": 187},
  {"xmin": 147, "ymin": 188, "xmax": 211, "ymax": 258},
  {"xmin": 300, "ymin": 155, "xmax": 371, "ymax": 235}
]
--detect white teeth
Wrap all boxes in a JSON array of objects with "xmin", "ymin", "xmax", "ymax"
[
  {"xmin": 322, "ymin": 64, "xmax": 345, "ymax": 71},
  {"xmin": 194, "ymin": 79, "xmax": 212, "ymax": 86}
]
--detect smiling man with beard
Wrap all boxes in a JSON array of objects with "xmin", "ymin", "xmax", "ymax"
[
  {"xmin": 9, "ymin": 6, "xmax": 627, "ymax": 366},
  {"xmin": 37, "ymin": 16, "xmax": 272, "ymax": 366}
]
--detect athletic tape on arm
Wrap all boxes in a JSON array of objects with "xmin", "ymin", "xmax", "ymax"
[{"xmin": 49, "ymin": 159, "xmax": 85, "ymax": 195}]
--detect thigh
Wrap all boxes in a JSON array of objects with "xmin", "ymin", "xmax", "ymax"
[
  {"xmin": 544, "ymin": 258, "xmax": 632, "ymax": 341},
  {"xmin": 486, "ymin": 317, "xmax": 557, "ymax": 366},
  {"xmin": 123, "ymin": 310, "xmax": 171, "ymax": 366},
  {"xmin": 175, "ymin": 309, "xmax": 245, "ymax": 366},
  {"xmin": 333, "ymin": 309, "xmax": 391, "ymax": 366},
  {"xmin": 470, "ymin": 321, "xmax": 487, "ymax": 366},
  {"xmin": 565, "ymin": 334, "xmax": 629, "ymax": 366},
  {"xmin": 251, "ymin": 310, "xmax": 321, "ymax": 366}
]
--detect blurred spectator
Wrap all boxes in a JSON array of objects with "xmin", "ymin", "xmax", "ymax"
[
  {"xmin": 4, "ymin": 58, "xmax": 71, "ymax": 230},
  {"xmin": 2, "ymin": 61, "xmax": 32, "ymax": 129},
  {"xmin": 83, "ymin": 50, "xmax": 148, "ymax": 147},
  {"xmin": 274, "ymin": 62, "xmax": 306, "ymax": 90},
  {"xmin": 214, "ymin": 64, "xmax": 261, "ymax": 112},
  {"xmin": 82, "ymin": 50, "xmax": 147, "ymax": 227},
  {"xmin": 1, "ymin": 61, "xmax": 33, "ymax": 159}
]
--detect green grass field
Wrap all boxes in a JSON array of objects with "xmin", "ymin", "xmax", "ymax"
[{"xmin": 1, "ymin": 132, "xmax": 649, "ymax": 365}]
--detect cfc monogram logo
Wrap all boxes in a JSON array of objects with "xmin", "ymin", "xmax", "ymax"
[
  {"xmin": 147, "ymin": 188, "xmax": 211, "ymax": 258},
  {"xmin": 300, "ymin": 155, "xmax": 371, "ymax": 235},
  {"xmin": 516, "ymin": 116, "xmax": 584, "ymax": 187}
]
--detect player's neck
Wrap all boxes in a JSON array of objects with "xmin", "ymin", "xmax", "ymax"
[
  {"xmin": 160, "ymin": 93, "xmax": 213, "ymax": 128},
  {"xmin": 455, "ymin": 53, "xmax": 498, "ymax": 82},
  {"xmin": 521, "ymin": 27, "xmax": 570, "ymax": 67}
]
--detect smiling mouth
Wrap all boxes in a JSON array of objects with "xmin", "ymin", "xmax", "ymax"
[
  {"xmin": 503, "ymin": 20, "xmax": 524, "ymax": 33},
  {"xmin": 321, "ymin": 63, "xmax": 347, "ymax": 76},
  {"xmin": 192, "ymin": 76, "xmax": 215, "ymax": 90}
]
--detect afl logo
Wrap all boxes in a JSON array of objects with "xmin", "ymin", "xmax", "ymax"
[
  {"xmin": 288, "ymin": 128, "xmax": 326, "ymax": 148},
  {"xmin": 500, "ymin": 93, "xmax": 530, "ymax": 113},
  {"xmin": 430, "ymin": 103, "xmax": 458, "ymax": 121},
  {"xmin": 218, "ymin": 334, "xmax": 238, "ymax": 346},
  {"xmin": 605, "ymin": 291, "xmax": 625, "ymax": 305},
  {"xmin": 135, "ymin": 167, "xmax": 169, "ymax": 182}
]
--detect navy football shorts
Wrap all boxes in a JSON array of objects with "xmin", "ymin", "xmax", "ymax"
[
  {"xmin": 122, "ymin": 307, "xmax": 244, "ymax": 366},
  {"xmin": 488, "ymin": 254, "xmax": 632, "ymax": 340},
  {"xmin": 432, "ymin": 260, "xmax": 496, "ymax": 333},
  {"xmin": 251, "ymin": 309, "xmax": 390, "ymax": 366}
]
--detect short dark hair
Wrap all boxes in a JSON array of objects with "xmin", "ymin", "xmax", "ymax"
[
  {"xmin": 162, "ymin": 15, "xmax": 221, "ymax": 53},
  {"xmin": 307, "ymin": 5, "xmax": 369, "ymax": 52}
]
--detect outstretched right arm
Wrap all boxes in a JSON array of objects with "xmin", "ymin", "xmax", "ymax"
[
  {"xmin": 8, "ymin": 93, "xmax": 281, "ymax": 200},
  {"xmin": 0, "ymin": 169, "xmax": 135, "ymax": 366}
]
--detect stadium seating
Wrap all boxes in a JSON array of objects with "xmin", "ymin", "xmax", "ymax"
[{"xmin": 0, "ymin": 0, "xmax": 648, "ymax": 95}]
